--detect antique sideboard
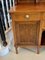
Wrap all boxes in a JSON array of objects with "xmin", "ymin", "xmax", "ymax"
[{"xmin": 9, "ymin": 0, "xmax": 45, "ymax": 54}]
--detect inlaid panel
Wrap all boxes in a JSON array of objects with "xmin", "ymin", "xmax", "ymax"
[{"xmin": 15, "ymin": 21, "xmax": 40, "ymax": 45}]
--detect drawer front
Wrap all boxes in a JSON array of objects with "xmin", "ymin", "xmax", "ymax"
[{"xmin": 14, "ymin": 12, "xmax": 40, "ymax": 21}]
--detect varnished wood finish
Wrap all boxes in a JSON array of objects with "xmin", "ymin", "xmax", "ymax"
[
  {"xmin": 9, "ymin": 3, "xmax": 45, "ymax": 54},
  {"xmin": 9, "ymin": 3, "xmax": 45, "ymax": 13}
]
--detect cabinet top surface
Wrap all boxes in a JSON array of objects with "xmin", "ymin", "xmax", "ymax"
[{"xmin": 9, "ymin": 3, "xmax": 45, "ymax": 13}]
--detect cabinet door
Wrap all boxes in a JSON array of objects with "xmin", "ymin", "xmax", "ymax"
[{"xmin": 15, "ymin": 21, "xmax": 40, "ymax": 46}]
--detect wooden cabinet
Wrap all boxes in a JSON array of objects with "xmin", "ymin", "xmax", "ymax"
[{"xmin": 9, "ymin": 3, "xmax": 45, "ymax": 54}]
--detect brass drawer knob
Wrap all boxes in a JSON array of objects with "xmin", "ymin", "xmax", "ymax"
[{"xmin": 25, "ymin": 15, "xmax": 30, "ymax": 18}]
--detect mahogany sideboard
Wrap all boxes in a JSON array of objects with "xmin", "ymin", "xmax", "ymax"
[{"xmin": 9, "ymin": 3, "xmax": 45, "ymax": 54}]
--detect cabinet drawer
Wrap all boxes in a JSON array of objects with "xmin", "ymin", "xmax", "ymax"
[{"xmin": 14, "ymin": 13, "xmax": 40, "ymax": 21}]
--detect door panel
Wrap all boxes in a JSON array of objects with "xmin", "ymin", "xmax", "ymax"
[{"xmin": 15, "ymin": 21, "xmax": 40, "ymax": 45}]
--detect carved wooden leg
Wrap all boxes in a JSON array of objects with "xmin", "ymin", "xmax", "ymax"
[
  {"xmin": 15, "ymin": 46, "xmax": 18, "ymax": 54},
  {"xmin": 37, "ymin": 21, "xmax": 42, "ymax": 54},
  {"xmin": 37, "ymin": 46, "xmax": 39, "ymax": 54}
]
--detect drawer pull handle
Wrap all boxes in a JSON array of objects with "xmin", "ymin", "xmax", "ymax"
[{"xmin": 25, "ymin": 15, "xmax": 30, "ymax": 18}]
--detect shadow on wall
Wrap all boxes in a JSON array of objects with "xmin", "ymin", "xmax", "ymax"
[{"xmin": 41, "ymin": 31, "xmax": 45, "ymax": 45}]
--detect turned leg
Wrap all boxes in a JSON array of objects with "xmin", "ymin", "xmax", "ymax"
[
  {"xmin": 15, "ymin": 46, "xmax": 18, "ymax": 54},
  {"xmin": 14, "ymin": 44, "xmax": 18, "ymax": 54},
  {"xmin": 37, "ymin": 46, "xmax": 39, "ymax": 54}
]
